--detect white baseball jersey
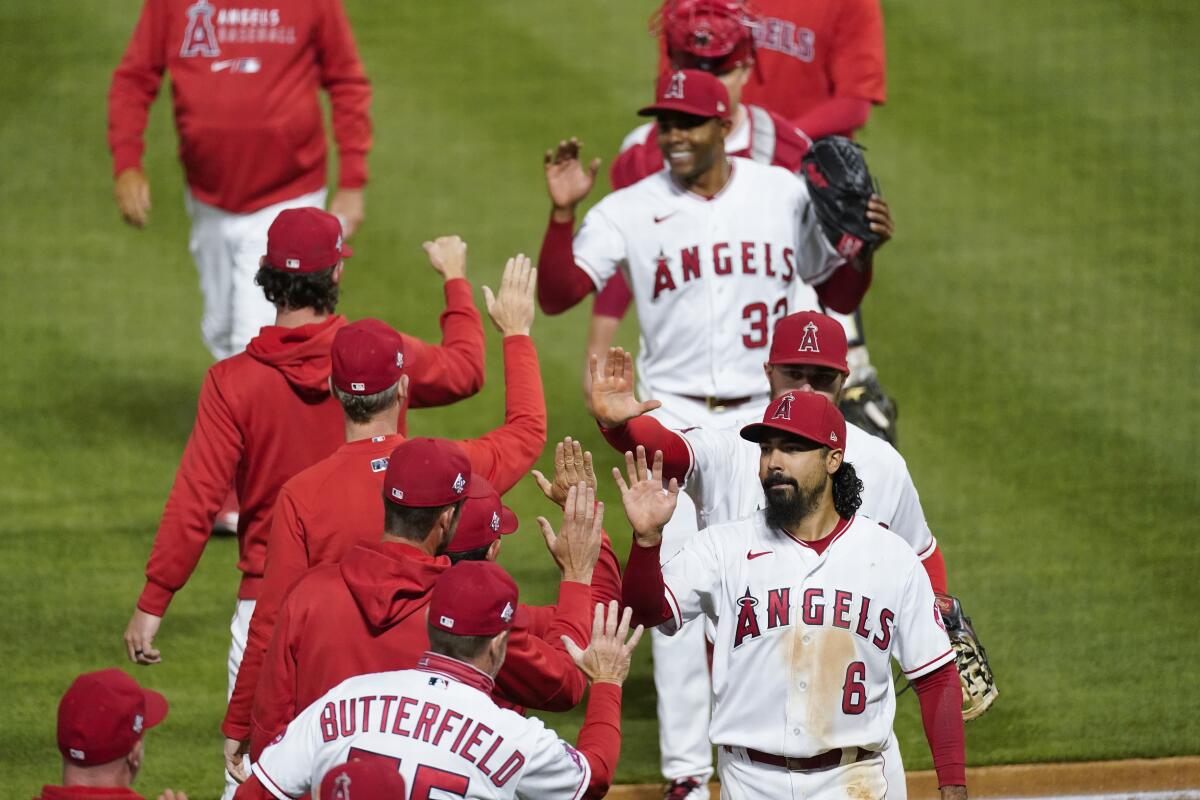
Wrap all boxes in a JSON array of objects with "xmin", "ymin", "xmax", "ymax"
[
  {"xmin": 251, "ymin": 657, "xmax": 592, "ymax": 799},
  {"xmin": 573, "ymin": 158, "xmax": 843, "ymax": 398},
  {"xmin": 659, "ymin": 512, "xmax": 953, "ymax": 757},
  {"xmin": 681, "ymin": 422, "xmax": 937, "ymax": 559}
]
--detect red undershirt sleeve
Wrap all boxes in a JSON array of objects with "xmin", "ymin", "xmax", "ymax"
[
  {"xmin": 815, "ymin": 259, "xmax": 873, "ymax": 314},
  {"xmin": 577, "ymin": 682, "xmax": 623, "ymax": 799},
  {"xmin": 911, "ymin": 661, "xmax": 967, "ymax": 787},
  {"xmin": 922, "ymin": 546, "xmax": 949, "ymax": 595},
  {"xmin": 537, "ymin": 215, "xmax": 595, "ymax": 314},
  {"xmin": 598, "ymin": 417, "xmax": 692, "ymax": 484},
  {"xmin": 621, "ymin": 540, "xmax": 673, "ymax": 628},
  {"xmin": 592, "ymin": 271, "xmax": 634, "ymax": 319}
]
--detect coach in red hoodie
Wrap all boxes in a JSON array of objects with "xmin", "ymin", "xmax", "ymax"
[
  {"xmin": 221, "ymin": 255, "xmax": 544, "ymax": 763},
  {"xmin": 121, "ymin": 211, "xmax": 485, "ymax": 730},
  {"xmin": 242, "ymin": 437, "xmax": 601, "ymax": 764},
  {"xmin": 108, "ymin": 0, "xmax": 372, "ymax": 360}
]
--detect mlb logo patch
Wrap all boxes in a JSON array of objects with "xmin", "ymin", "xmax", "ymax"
[
  {"xmin": 350, "ymin": 382, "xmax": 366, "ymax": 392},
  {"xmin": 370, "ymin": 457, "xmax": 389, "ymax": 473},
  {"xmin": 285, "ymin": 258, "xmax": 301, "ymax": 269},
  {"xmin": 69, "ymin": 748, "xmax": 85, "ymax": 761},
  {"xmin": 440, "ymin": 615, "xmax": 455, "ymax": 628},
  {"xmin": 391, "ymin": 487, "xmax": 404, "ymax": 500}
]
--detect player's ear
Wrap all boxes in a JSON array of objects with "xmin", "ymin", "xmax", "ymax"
[
  {"xmin": 826, "ymin": 448, "xmax": 844, "ymax": 474},
  {"xmin": 396, "ymin": 374, "xmax": 410, "ymax": 405},
  {"xmin": 332, "ymin": 262, "xmax": 345, "ymax": 284},
  {"xmin": 486, "ymin": 539, "xmax": 502, "ymax": 562}
]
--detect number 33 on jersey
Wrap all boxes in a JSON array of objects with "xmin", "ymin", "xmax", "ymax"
[{"xmin": 572, "ymin": 158, "xmax": 843, "ymax": 399}]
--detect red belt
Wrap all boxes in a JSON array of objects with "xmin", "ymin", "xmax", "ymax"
[
  {"xmin": 744, "ymin": 746, "xmax": 874, "ymax": 772},
  {"xmin": 680, "ymin": 394, "xmax": 756, "ymax": 411}
]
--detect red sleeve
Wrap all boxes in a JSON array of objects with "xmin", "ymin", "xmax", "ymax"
[
  {"xmin": 769, "ymin": 114, "xmax": 813, "ymax": 172},
  {"xmin": 912, "ymin": 661, "xmax": 967, "ymax": 787},
  {"xmin": 922, "ymin": 545, "xmax": 949, "ymax": 595},
  {"xmin": 222, "ymin": 487, "xmax": 310, "ymax": 739},
  {"xmin": 456, "ymin": 335, "xmax": 547, "ymax": 494},
  {"xmin": 815, "ymin": 260, "xmax": 873, "ymax": 314},
  {"xmin": 521, "ymin": 604, "xmax": 556, "ymax": 639},
  {"xmin": 793, "ymin": 97, "xmax": 873, "ymax": 140},
  {"xmin": 107, "ymin": 0, "xmax": 166, "ymax": 176},
  {"xmin": 598, "ymin": 417, "xmax": 692, "ymax": 484},
  {"xmin": 621, "ymin": 540, "xmax": 673, "ymax": 628},
  {"xmin": 577, "ymin": 683, "xmax": 623, "ymax": 799},
  {"xmin": 401, "ymin": 278, "xmax": 485, "ymax": 409},
  {"xmin": 248, "ymin": 594, "xmax": 302, "ymax": 760},
  {"xmin": 232, "ymin": 774, "xmax": 274, "ymax": 800},
  {"xmin": 317, "ymin": 0, "xmax": 371, "ymax": 187},
  {"xmin": 590, "ymin": 532, "xmax": 623, "ymax": 610},
  {"xmin": 828, "ymin": 0, "xmax": 887, "ymax": 105},
  {"xmin": 537, "ymin": 216, "xmax": 596, "ymax": 315},
  {"xmin": 494, "ymin": 581, "xmax": 591, "ymax": 711},
  {"xmin": 138, "ymin": 369, "xmax": 241, "ymax": 616},
  {"xmin": 592, "ymin": 272, "xmax": 634, "ymax": 320}
]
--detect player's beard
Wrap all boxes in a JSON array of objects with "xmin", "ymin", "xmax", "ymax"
[{"xmin": 763, "ymin": 472, "xmax": 827, "ymax": 529}]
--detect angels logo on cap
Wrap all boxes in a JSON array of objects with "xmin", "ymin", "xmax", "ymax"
[
  {"xmin": 770, "ymin": 392, "xmax": 795, "ymax": 421},
  {"xmin": 798, "ymin": 322, "xmax": 820, "ymax": 353},
  {"xmin": 665, "ymin": 70, "xmax": 687, "ymax": 99},
  {"xmin": 331, "ymin": 774, "xmax": 352, "ymax": 800}
]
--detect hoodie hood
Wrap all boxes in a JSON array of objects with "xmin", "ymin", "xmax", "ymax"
[
  {"xmin": 340, "ymin": 541, "xmax": 449, "ymax": 630},
  {"xmin": 245, "ymin": 315, "xmax": 347, "ymax": 394}
]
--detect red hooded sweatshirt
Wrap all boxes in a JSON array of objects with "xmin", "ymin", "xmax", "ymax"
[
  {"xmin": 248, "ymin": 540, "xmax": 593, "ymax": 759},
  {"xmin": 222, "ymin": 334, "xmax": 545, "ymax": 739},
  {"xmin": 137, "ymin": 279, "xmax": 486, "ymax": 617}
]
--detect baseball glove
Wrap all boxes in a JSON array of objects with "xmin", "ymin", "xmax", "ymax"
[
  {"xmin": 936, "ymin": 593, "xmax": 998, "ymax": 722},
  {"xmin": 801, "ymin": 136, "xmax": 881, "ymax": 260},
  {"xmin": 838, "ymin": 370, "xmax": 898, "ymax": 447}
]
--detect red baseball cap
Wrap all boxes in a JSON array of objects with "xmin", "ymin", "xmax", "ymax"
[
  {"xmin": 445, "ymin": 474, "xmax": 519, "ymax": 554},
  {"xmin": 320, "ymin": 758, "xmax": 407, "ymax": 800},
  {"xmin": 429, "ymin": 561, "xmax": 529, "ymax": 636},
  {"xmin": 57, "ymin": 669, "xmax": 168, "ymax": 766},
  {"xmin": 383, "ymin": 437, "xmax": 471, "ymax": 508},
  {"xmin": 639, "ymin": 69, "xmax": 731, "ymax": 119},
  {"xmin": 264, "ymin": 207, "xmax": 352, "ymax": 273},
  {"xmin": 332, "ymin": 319, "xmax": 406, "ymax": 395},
  {"xmin": 740, "ymin": 391, "xmax": 846, "ymax": 452},
  {"xmin": 768, "ymin": 311, "xmax": 849, "ymax": 373}
]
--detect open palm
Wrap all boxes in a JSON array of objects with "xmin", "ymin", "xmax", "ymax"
[
  {"xmin": 614, "ymin": 446, "xmax": 679, "ymax": 544},
  {"xmin": 544, "ymin": 137, "xmax": 600, "ymax": 210}
]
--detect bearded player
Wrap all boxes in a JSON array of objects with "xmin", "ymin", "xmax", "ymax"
[
  {"xmin": 618, "ymin": 399, "xmax": 966, "ymax": 799},
  {"xmin": 537, "ymin": 68, "xmax": 892, "ymax": 798}
]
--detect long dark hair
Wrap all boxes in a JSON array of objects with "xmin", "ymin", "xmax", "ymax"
[
  {"xmin": 254, "ymin": 264, "xmax": 340, "ymax": 314},
  {"xmin": 831, "ymin": 459, "xmax": 863, "ymax": 519}
]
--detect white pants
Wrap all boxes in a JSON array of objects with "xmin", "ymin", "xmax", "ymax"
[
  {"xmin": 185, "ymin": 188, "xmax": 327, "ymax": 360},
  {"xmin": 221, "ymin": 599, "xmax": 256, "ymax": 800},
  {"xmin": 717, "ymin": 746, "xmax": 892, "ymax": 800},
  {"xmin": 647, "ymin": 391, "xmax": 768, "ymax": 784}
]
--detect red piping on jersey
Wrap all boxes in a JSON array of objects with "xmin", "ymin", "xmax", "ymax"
[
  {"xmin": 663, "ymin": 583, "xmax": 683, "ymax": 628},
  {"xmin": 782, "ymin": 514, "xmax": 853, "ymax": 555},
  {"xmin": 902, "ymin": 647, "xmax": 955, "ymax": 677},
  {"xmin": 253, "ymin": 763, "xmax": 288, "ymax": 799},
  {"xmin": 416, "ymin": 651, "xmax": 496, "ymax": 694}
]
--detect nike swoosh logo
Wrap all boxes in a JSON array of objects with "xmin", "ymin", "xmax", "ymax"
[
  {"xmin": 653, "ymin": 213, "xmax": 676, "ymax": 224},
  {"xmin": 747, "ymin": 550, "xmax": 772, "ymax": 560},
  {"xmin": 211, "ymin": 60, "xmax": 235, "ymax": 72}
]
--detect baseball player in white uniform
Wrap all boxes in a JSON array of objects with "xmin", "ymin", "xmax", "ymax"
[
  {"xmin": 236, "ymin": 561, "xmax": 644, "ymax": 800},
  {"xmin": 588, "ymin": 311, "xmax": 942, "ymax": 795},
  {"xmin": 537, "ymin": 70, "xmax": 892, "ymax": 791},
  {"xmin": 617, "ymin": 395, "xmax": 967, "ymax": 800}
]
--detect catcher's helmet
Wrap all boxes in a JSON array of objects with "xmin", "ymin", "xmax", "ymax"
[{"xmin": 655, "ymin": 0, "xmax": 758, "ymax": 74}]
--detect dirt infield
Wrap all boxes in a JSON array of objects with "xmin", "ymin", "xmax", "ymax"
[{"xmin": 606, "ymin": 757, "xmax": 1200, "ymax": 799}]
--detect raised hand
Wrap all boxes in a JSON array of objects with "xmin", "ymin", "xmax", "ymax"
[
  {"xmin": 422, "ymin": 235, "xmax": 468, "ymax": 280},
  {"xmin": 482, "ymin": 254, "xmax": 536, "ymax": 337},
  {"xmin": 536, "ymin": 482, "xmax": 603, "ymax": 585},
  {"xmin": 587, "ymin": 347, "xmax": 662, "ymax": 429},
  {"xmin": 561, "ymin": 601, "xmax": 644, "ymax": 686},
  {"xmin": 544, "ymin": 137, "xmax": 600, "ymax": 218},
  {"xmin": 532, "ymin": 436, "xmax": 597, "ymax": 509},
  {"xmin": 613, "ymin": 446, "xmax": 679, "ymax": 547}
]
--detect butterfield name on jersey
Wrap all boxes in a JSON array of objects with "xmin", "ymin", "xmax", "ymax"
[{"xmin": 310, "ymin": 684, "xmax": 529, "ymax": 788}]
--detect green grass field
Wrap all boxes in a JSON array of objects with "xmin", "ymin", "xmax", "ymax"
[{"xmin": 2, "ymin": 0, "xmax": 1198, "ymax": 796}]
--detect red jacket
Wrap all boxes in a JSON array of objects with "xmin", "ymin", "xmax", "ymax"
[
  {"xmin": 222, "ymin": 334, "xmax": 546, "ymax": 739},
  {"xmin": 247, "ymin": 541, "xmax": 593, "ymax": 759},
  {"xmin": 136, "ymin": 280, "xmax": 485, "ymax": 617},
  {"xmin": 108, "ymin": 0, "xmax": 371, "ymax": 213}
]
